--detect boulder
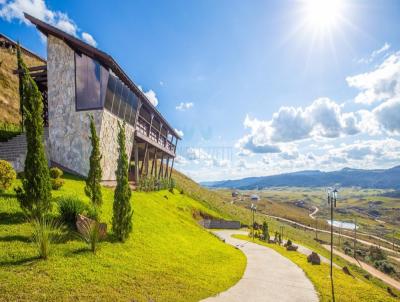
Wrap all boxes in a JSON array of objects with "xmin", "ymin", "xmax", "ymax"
[
  {"xmin": 342, "ymin": 266, "xmax": 353, "ymax": 276},
  {"xmin": 286, "ymin": 245, "xmax": 298, "ymax": 251},
  {"xmin": 307, "ymin": 252, "xmax": 321, "ymax": 265},
  {"xmin": 76, "ymin": 214, "xmax": 107, "ymax": 239}
]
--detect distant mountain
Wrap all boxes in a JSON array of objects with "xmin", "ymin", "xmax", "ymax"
[{"xmin": 201, "ymin": 166, "xmax": 400, "ymax": 189}]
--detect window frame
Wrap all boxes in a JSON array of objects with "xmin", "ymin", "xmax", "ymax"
[{"xmin": 74, "ymin": 52, "xmax": 106, "ymax": 112}]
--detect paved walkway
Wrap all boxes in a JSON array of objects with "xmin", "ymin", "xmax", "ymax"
[{"xmin": 202, "ymin": 230, "xmax": 318, "ymax": 302}]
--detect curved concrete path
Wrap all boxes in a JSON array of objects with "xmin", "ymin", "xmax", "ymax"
[{"xmin": 202, "ymin": 230, "xmax": 318, "ymax": 302}]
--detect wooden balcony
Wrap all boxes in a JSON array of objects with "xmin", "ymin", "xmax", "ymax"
[{"xmin": 136, "ymin": 116, "xmax": 177, "ymax": 157}]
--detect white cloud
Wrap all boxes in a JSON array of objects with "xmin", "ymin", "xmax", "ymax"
[
  {"xmin": 138, "ymin": 88, "xmax": 158, "ymax": 107},
  {"xmin": 176, "ymin": 102, "xmax": 194, "ymax": 111},
  {"xmin": 237, "ymin": 98, "xmax": 361, "ymax": 155},
  {"xmin": 347, "ymin": 51, "xmax": 400, "ymax": 104},
  {"xmin": 373, "ymin": 98, "xmax": 400, "ymax": 134},
  {"xmin": 174, "ymin": 128, "xmax": 184, "ymax": 137},
  {"xmin": 357, "ymin": 42, "xmax": 391, "ymax": 64},
  {"xmin": 81, "ymin": 32, "xmax": 97, "ymax": 47},
  {"xmin": 0, "ymin": 0, "xmax": 96, "ymax": 46}
]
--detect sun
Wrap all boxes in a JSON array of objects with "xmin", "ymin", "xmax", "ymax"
[{"xmin": 303, "ymin": 0, "xmax": 345, "ymax": 31}]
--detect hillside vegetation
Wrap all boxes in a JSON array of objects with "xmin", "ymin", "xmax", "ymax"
[
  {"xmin": 0, "ymin": 45, "xmax": 43, "ymax": 125},
  {"xmin": 0, "ymin": 174, "xmax": 246, "ymax": 302}
]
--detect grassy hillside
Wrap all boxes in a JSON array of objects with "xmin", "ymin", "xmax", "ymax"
[
  {"xmin": 0, "ymin": 45, "xmax": 44, "ymax": 125},
  {"xmin": 0, "ymin": 175, "xmax": 246, "ymax": 302},
  {"xmin": 173, "ymin": 170, "xmax": 400, "ymax": 300}
]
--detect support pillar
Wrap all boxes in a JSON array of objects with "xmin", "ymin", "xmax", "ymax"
[
  {"xmin": 134, "ymin": 143, "xmax": 139, "ymax": 182},
  {"xmin": 158, "ymin": 154, "xmax": 164, "ymax": 179},
  {"xmin": 164, "ymin": 157, "xmax": 170, "ymax": 178}
]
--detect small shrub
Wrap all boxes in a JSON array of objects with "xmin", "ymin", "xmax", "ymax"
[
  {"xmin": 49, "ymin": 167, "xmax": 63, "ymax": 179},
  {"xmin": 79, "ymin": 219, "xmax": 101, "ymax": 254},
  {"xmin": 0, "ymin": 160, "xmax": 16, "ymax": 191},
  {"xmin": 31, "ymin": 217, "xmax": 64, "ymax": 259},
  {"xmin": 58, "ymin": 196, "xmax": 87, "ymax": 227},
  {"xmin": 51, "ymin": 178, "xmax": 65, "ymax": 190}
]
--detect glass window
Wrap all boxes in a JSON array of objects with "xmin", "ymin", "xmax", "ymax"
[
  {"xmin": 118, "ymin": 84, "xmax": 129, "ymax": 120},
  {"xmin": 111, "ymin": 78, "xmax": 122, "ymax": 116},
  {"xmin": 75, "ymin": 53, "xmax": 108, "ymax": 110},
  {"xmin": 128, "ymin": 92, "xmax": 137, "ymax": 126},
  {"xmin": 104, "ymin": 74, "xmax": 117, "ymax": 111}
]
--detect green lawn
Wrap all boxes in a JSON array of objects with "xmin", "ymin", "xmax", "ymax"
[
  {"xmin": 234, "ymin": 234, "xmax": 399, "ymax": 302},
  {"xmin": 0, "ymin": 175, "xmax": 246, "ymax": 302}
]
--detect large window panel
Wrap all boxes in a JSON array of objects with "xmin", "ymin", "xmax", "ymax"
[
  {"xmin": 111, "ymin": 78, "xmax": 122, "ymax": 116},
  {"xmin": 118, "ymin": 85, "xmax": 129, "ymax": 120},
  {"xmin": 75, "ymin": 53, "xmax": 108, "ymax": 110},
  {"xmin": 104, "ymin": 74, "xmax": 117, "ymax": 111}
]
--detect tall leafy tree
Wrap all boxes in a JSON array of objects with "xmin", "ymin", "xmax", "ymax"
[
  {"xmin": 85, "ymin": 115, "xmax": 103, "ymax": 208},
  {"xmin": 16, "ymin": 48, "xmax": 51, "ymax": 218},
  {"xmin": 112, "ymin": 122, "xmax": 133, "ymax": 242}
]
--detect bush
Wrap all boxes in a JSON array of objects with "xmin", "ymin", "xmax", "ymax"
[
  {"xmin": 0, "ymin": 122, "xmax": 21, "ymax": 142},
  {"xmin": 58, "ymin": 196, "xmax": 87, "ymax": 227},
  {"xmin": 84, "ymin": 206, "xmax": 99, "ymax": 221},
  {"xmin": 31, "ymin": 217, "xmax": 64, "ymax": 259},
  {"xmin": 51, "ymin": 178, "xmax": 65, "ymax": 190},
  {"xmin": 0, "ymin": 160, "xmax": 16, "ymax": 191},
  {"xmin": 49, "ymin": 167, "xmax": 63, "ymax": 179}
]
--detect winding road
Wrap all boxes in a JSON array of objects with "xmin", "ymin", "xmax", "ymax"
[
  {"xmin": 309, "ymin": 206, "xmax": 319, "ymax": 219},
  {"xmin": 202, "ymin": 230, "xmax": 318, "ymax": 302}
]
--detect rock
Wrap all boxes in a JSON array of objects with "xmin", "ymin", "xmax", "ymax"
[
  {"xmin": 307, "ymin": 252, "xmax": 321, "ymax": 265},
  {"xmin": 286, "ymin": 245, "xmax": 298, "ymax": 251},
  {"xmin": 387, "ymin": 287, "xmax": 397, "ymax": 298},
  {"xmin": 76, "ymin": 214, "xmax": 107, "ymax": 239},
  {"xmin": 342, "ymin": 266, "xmax": 353, "ymax": 276}
]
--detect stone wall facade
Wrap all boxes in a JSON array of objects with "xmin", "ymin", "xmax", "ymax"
[
  {"xmin": 47, "ymin": 35, "xmax": 103, "ymax": 177},
  {"xmin": 99, "ymin": 110, "xmax": 135, "ymax": 180},
  {"xmin": 47, "ymin": 35, "xmax": 135, "ymax": 180}
]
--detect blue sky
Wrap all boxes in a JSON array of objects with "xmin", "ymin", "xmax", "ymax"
[{"xmin": 1, "ymin": 0, "xmax": 400, "ymax": 181}]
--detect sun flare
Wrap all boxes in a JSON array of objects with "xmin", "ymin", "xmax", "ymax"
[{"xmin": 303, "ymin": 0, "xmax": 345, "ymax": 30}]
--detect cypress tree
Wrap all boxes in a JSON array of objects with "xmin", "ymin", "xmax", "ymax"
[
  {"xmin": 112, "ymin": 122, "xmax": 133, "ymax": 242},
  {"xmin": 85, "ymin": 115, "xmax": 103, "ymax": 208},
  {"xmin": 16, "ymin": 44, "xmax": 24, "ymax": 131},
  {"xmin": 17, "ymin": 49, "xmax": 51, "ymax": 218},
  {"xmin": 262, "ymin": 221, "xmax": 270, "ymax": 242}
]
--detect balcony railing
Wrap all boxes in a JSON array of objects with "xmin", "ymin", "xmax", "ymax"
[{"xmin": 136, "ymin": 116, "xmax": 176, "ymax": 153}]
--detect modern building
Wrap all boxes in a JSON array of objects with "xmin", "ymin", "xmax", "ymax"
[{"xmin": 0, "ymin": 13, "xmax": 180, "ymax": 182}]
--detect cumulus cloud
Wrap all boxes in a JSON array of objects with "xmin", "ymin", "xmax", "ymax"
[
  {"xmin": 0, "ymin": 0, "xmax": 97, "ymax": 46},
  {"xmin": 174, "ymin": 128, "xmax": 184, "ymax": 138},
  {"xmin": 373, "ymin": 98, "xmax": 400, "ymax": 134},
  {"xmin": 138, "ymin": 86, "xmax": 159, "ymax": 107},
  {"xmin": 81, "ymin": 32, "xmax": 97, "ymax": 47},
  {"xmin": 183, "ymin": 148, "xmax": 231, "ymax": 168},
  {"xmin": 347, "ymin": 51, "xmax": 400, "ymax": 104},
  {"xmin": 176, "ymin": 102, "xmax": 194, "ymax": 111},
  {"xmin": 237, "ymin": 98, "xmax": 361, "ymax": 155}
]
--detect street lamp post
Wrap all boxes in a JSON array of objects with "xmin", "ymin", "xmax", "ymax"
[
  {"xmin": 251, "ymin": 203, "xmax": 257, "ymax": 241},
  {"xmin": 327, "ymin": 188, "xmax": 337, "ymax": 302}
]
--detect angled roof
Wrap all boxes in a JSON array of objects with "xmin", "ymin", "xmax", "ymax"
[
  {"xmin": 0, "ymin": 32, "xmax": 46, "ymax": 63},
  {"xmin": 23, "ymin": 13, "xmax": 180, "ymax": 139}
]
